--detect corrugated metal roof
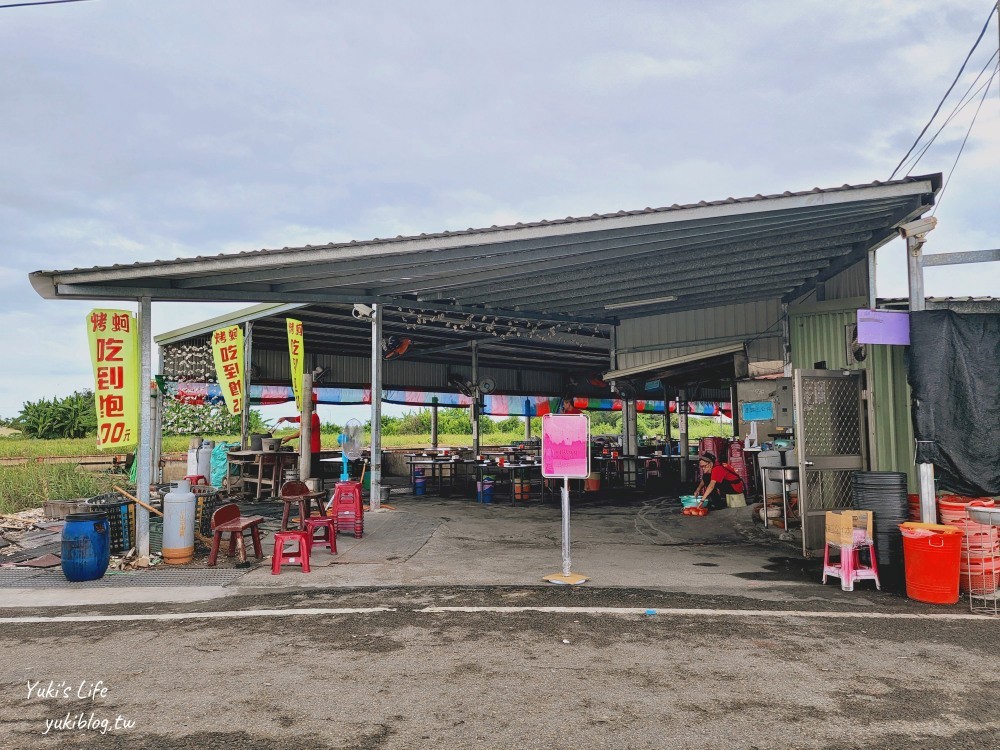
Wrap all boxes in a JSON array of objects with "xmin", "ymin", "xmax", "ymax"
[
  {"xmin": 30, "ymin": 174, "xmax": 942, "ymax": 322},
  {"xmin": 156, "ymin": 301, "xmax": 613, "ymax": 376}
]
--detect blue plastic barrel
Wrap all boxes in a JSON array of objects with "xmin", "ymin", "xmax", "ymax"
[
  {"xmin": 414, "ymin": 477, "xmax": 427, "ymax": 496},
  {"xmin": 61, "ymin": 512, "xmax": 110, "ymax": 582},
  {"xmin": 477, "ymin": 477, "xmax": 495, "ymax": 504}
]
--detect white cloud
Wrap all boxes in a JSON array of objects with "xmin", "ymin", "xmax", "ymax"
[
  {"xmin": 1, "ymin": 1, "xmax": 997, "ymax": 419},
  {"xmin": 574, "ymin": 52, "xmax": 706, "ymax": 91}
]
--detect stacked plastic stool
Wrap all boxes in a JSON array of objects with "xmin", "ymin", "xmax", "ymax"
[
  {"xmin": 303, "ymin": 517, "xmax": 338, "ymax": 555},
  {"xmin": 645, "ymin": 459, "xmax": 660, "ymax": 480},
  {"xmin": 328, "ymin": 480, "xmax": 364, "ymax": 538},
  {"xmin": 271, "ymin": 530, "xmax": 312, "ymax": 575},
  {"xmin": 822, "ymin": 510, "xmax": 881, "ymax": 592}
]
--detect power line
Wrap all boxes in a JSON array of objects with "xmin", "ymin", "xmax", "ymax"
[
  {"xmin": 0, "ymin": 0, "xmax": 93, "ymax": 8},
  {"xmin": 932, "ymin": 62, "xmax": 995, "ymax": 214},
  {"xmin": 889, "ymin": 4, "xmax": 999, "ymax": 180},
  {"xmin": 903, "ymin": 52, "xmax": 1000, "ymax": 175}
]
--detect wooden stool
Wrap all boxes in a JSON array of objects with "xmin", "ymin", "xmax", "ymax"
[
  {"xmin": 271, "ymin": 530, "xmax": 312, "ymax": 575},
  {"xmin": 279, "ymin": 480, "xmax": 327, "ymax": 530},
  {"xmin": 207, "ymin": 503, "xmax": 265, "ymax": 567}
]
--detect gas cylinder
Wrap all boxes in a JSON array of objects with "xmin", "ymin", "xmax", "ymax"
[
  {"xmin": 186, "ymin": 438, "xmax": 201, "ymax": 477},
  {"xmin": 162, "ymin": 479, "xmax": 196, "ymax": 564},
  {"xmin": 197, "ymin": 440, "xmax": 214, "ymax": 480}
]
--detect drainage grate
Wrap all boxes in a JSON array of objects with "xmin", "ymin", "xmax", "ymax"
[
  {"xmin": 0, "ymin": 569, "xmax": 45, "ymax": 584},
  {"xmin": 2, "ymin": 568, "xmax": 250, "ymax": 588}
]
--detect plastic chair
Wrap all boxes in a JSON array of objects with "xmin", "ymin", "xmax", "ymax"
[
  {"xmin": 303, "ymin": 517, "xmax": 338, "ymax": 555},
  {"xmin": 822, "ymin": 538, "xmax": 881, "ymax": 592},
  {"xmin": 271, "ymin": 530, "xmax": 312, "ymax": 574}
]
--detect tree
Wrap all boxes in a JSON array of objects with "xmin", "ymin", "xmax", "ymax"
[{"xmin": 15, "ymin": 391, "xmax": 97, "ymax": 439}]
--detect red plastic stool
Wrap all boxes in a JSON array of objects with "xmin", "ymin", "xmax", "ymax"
[
  {"xmin": 328, "ymin": 481, "xmax": 364, "ymax": 538},
  {"xmin": 271, "ymin": 530, "xmax": 312, "ymax": 575},
  {"xmin": 303, "ymin": 517, "xmax": 338, "ymax": 555}
]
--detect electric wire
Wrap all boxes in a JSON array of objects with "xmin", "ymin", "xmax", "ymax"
[
  {"xmin": 932, "ymin": 63, "xmax": 996, "ymax": 215},
  {"xmin": 902, "ymin": 52, "xmax": 1000, "ymax": 175},
  {"xmin": 889, "ymin": 4, "xmax": 999, "ymax": 180},
  {"xmin": 0, "ymin": 0, "xmax": 93, "ymax": 7}
]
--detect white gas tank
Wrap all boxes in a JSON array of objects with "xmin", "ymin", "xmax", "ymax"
[
  {"xmin": 197, "ymin": 440, "xmax": 214, "ymax": 481},
  {"xmin": 162, "ymin": 479, "xmax": 196, "ymax": 565}
]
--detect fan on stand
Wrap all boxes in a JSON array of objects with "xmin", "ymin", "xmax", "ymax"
[
  {"xmin": 330, "ymin": 419, "xmax": 365, "ymax": 538},
  {"xmin": 338, "ymin": 419, "xmax": 363, "ymax": 482}
]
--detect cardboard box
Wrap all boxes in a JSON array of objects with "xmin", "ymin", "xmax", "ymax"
[{"xmin": 825, "ymin": 510, "xmax": 873, "ymax": 546}]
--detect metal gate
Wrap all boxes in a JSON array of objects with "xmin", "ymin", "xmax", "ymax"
[{"xmin": 794, "ymin": 369, "xmax": 868, "ymax": 557}]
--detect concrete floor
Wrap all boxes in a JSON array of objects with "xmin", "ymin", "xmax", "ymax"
[{"xmin": 1, "ymin": 490, "xmax": 894, "ymax": 610}]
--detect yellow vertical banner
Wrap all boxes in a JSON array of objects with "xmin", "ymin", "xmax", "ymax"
[
  {"xmin": 87, "ymin": 309, "xmax": 139, "ymax": 449},
  {"xmin": 211, "ymin": 325, "xmax": 245, "ymax": 416},
  {"xmin": 286, "ymin": 318, "xmax": 305, "ymax": 410}
]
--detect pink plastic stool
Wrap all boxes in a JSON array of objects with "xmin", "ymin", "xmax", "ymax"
[
  {"xmin": 303, "ymin": 517, "xmax": 338, "ymax": 555},
  {"xmin": 822, "ymin": 542, "xmax": 881, "ymax": 592},
  {"xmin": 271, "ymin": 530, "xmax": 312, "ymax": 575}
]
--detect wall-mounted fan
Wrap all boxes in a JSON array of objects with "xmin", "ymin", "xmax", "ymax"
[
  {"xmin": 478, "ymin": 376, "xmax": 497, "ymax": 395},
  {"xmin": 845, "ymin": 323, "xmax": 867, "ymax": 365},
  {"xmin": 448, "ymin": 374, "xmax": 475, "ymax": 398},
  {"xmin": 612, "ymin": 380, "xmax": 638, "ymax": 400},
  {"xmin": 383, "ymin": 335, "xmax": 412, "ymax": 360}
]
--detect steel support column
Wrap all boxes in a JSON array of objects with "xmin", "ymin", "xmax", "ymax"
[
  {"xmin": 905, "ymin": 225, "xmax": 936, "ymax": 524},
  {"xmin": 370, "ymin": 304, "xmax": 383, "ymax": 511},
  {"xmin": 430, "ymin": 399, "xmax": 439, "ymax": 449},
  {"xmin": 241, "ymin": 321, "xmax": 253, "ymax": 449},
  {"xmin": 471, "ymin": 342, "xmax": 480, "ymax": 456},
  {"xmin": 678, "ymin": 387, "xmax": 689, "ymax": 484},
  {"xmin": 136, "ymin": 296, "xmax": 152, "ymax": 558},
  {"xmin": 299, "ymin": 373, "xmax": 313, "ymax": 482}
]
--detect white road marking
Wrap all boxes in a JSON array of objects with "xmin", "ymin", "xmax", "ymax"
[
  {"xmin": 0, "ymin": 607, "xmax": 396, "ymax": 624},
  {"xmin": 417, "ymin": 605, "xmax": 999, "ymax": 621},
  {"xmin": 0, "ymin": 604, "xmax": 996, "ymax": 624}
]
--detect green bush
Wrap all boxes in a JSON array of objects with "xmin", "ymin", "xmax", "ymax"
[{"xmin": 14, "ymin": 391, "xmax": 97, "ymax": 439}]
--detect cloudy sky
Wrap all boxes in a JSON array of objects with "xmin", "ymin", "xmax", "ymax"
[{"xmin": 1, "ymin": 0, "xmax": 997, "ymax": 422}]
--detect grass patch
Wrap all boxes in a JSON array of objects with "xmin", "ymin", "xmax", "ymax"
[{"xmin": 0, "ymin": 464, "xmax": 123, "ymax": 514}]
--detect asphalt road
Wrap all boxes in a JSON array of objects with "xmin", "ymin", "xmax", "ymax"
[{"xmin": 2, "ymin": 586, "xmax": 1000, "ymax": 750}]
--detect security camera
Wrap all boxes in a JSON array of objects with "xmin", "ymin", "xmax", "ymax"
[
  {"xmin": 898, "ymin": 216, "xmax": 937, "ymax": 239},
  {"xmin": 352, "ymin": 303, "xmax": 374, "ymax": 320}
]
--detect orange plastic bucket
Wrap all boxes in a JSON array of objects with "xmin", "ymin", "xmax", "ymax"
[
  {"xmin": 900, "ymin": 523, "xmax": 963, "ymax": 605},
  {"xmin": 960, "ymin": 555, "xmax": 1000, "ymax": 595}
]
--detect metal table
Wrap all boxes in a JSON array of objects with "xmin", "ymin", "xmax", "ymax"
[
  {"xmin": 472, "ymin": 462, "xmax": 542, "ymax": 505},
  {"xmin": 761, "ymin": 466, "xmax": 798, "ymax": 530}
]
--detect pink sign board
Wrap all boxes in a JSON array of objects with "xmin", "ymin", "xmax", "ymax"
[
  {"xmin": 857, "ymin": 309, "xmax": 910, "ymax": 345},
  {"xmin": 541, "ymin": 414, "xmax": 590, "ymax": 479}
]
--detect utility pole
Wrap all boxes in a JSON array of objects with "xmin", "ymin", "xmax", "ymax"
[{"xmin": 901, "ymin": 216, "xmax": 937, "ymax": 524}]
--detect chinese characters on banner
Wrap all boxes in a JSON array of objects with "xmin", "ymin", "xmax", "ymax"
[
  {"xmin": 87, "ymin": 310, "xmax": 139, "ymax": 449},
  {"xmin": 286, "ymin": 318, "xmax": 305, "ymax": 410},
  {"xmin": 210, "ymin": 325, "xmax": 245, "ymax": 415}
]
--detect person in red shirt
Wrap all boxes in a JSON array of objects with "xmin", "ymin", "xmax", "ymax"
[
  {"xmin": 277, "ymin": 394, "xmax": 323, "ymax": 477},
  {"xmin": 693, "ymin": 452, "xmax": 746, "ymax": 510}
]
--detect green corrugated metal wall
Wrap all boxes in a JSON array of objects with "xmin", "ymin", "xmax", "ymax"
[{"xmin": 789, "ymin": 297, "xmax": 916, "ymax": 491}]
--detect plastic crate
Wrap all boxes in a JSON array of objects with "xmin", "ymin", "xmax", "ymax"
[
  {"xmin": 148, "ymin": 518, "xmax": 163, "ymax": 556},
  {"xmin": 86, "ymin": 492, "xmax": 135, "ymax": 555},
  {"xmin": 195, "ymin": 491, "xmax": 225, "ymax": 537}
]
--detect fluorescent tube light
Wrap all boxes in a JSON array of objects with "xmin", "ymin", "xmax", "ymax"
[{"xmin": 604, "ymin": 295, "xmax": 677, "ymax": 310}]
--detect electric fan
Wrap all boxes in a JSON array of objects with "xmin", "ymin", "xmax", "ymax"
[{"xmin": 338, "ymin": 419, "xmax": 364, "ymax": 482}]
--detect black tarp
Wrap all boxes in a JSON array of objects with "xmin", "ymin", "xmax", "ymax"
[{"xmin": 908, "ymin": 310, "xmax": 1000, "ymax": 496}]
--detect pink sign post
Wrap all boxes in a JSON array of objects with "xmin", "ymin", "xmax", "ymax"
[{"xmin": 541, "ymin": 414, "xmax": 590, "ymax": 585}]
